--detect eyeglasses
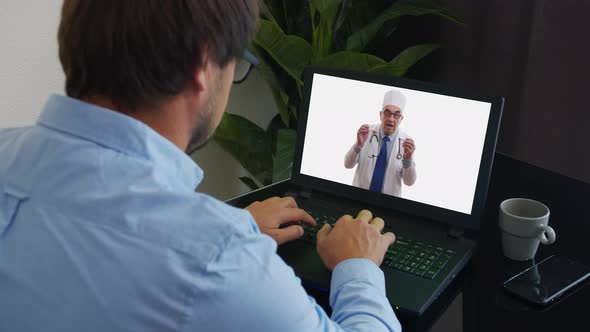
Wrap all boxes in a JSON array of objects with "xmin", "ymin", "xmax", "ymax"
[
  {"xmin": 233, "ymin": 49, "xmax": 259, "ymax": 84},
  {"xmin": 381, "ymin": 109, "xmax": 402, "ymax": 120}
]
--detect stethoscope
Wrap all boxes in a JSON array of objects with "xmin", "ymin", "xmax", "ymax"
[{"xmin": 368, "ymin": 130, "xmax": 402, "ymax": 160}]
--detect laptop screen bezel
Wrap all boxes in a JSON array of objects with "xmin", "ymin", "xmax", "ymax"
[{"xmin": 291, "ymin": 67, "xmax": 504, "ymax": 231}]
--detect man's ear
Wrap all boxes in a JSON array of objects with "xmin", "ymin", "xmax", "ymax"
[{"xmin": 191, "ymin": 50, "xmax": 211, "ymax": 96}]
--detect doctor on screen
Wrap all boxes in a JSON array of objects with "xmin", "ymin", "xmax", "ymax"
[{"xmin": 344, "ymin": 90, "xmax": 417, "ymax": 197}]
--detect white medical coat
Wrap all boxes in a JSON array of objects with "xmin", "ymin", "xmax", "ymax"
[{"xmin": 344, "ymin": 124, "xmax": 417, "ymax": 197}]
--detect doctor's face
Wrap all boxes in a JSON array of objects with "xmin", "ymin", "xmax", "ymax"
[{"xmin": 380, "ymin": 105, "xmax": 403, "ymax": 136}]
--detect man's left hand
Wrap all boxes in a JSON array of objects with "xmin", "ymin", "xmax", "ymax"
[
  {"xmin": 246, "ymin": 197, "xmax": 316, "ymax": 245},
  {"xmin": 402, "ymin": 138, "xmax": 416, "ymax": 160}
]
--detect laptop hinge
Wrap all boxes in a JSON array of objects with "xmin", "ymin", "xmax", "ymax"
[
  {"xmin": 285, "ymin": 188, "xmax": 312, "ymax": 200},
  {"xmin": 299, "ymin": 188, "xmax": 312, "ymax": 199},
  {"xmin": 448, "ymin": 227, "xmax": 464, "ymax": 239}
]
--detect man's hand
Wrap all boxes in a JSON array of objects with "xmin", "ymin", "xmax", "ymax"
[
  {"xmin": 402, "ymin": 138, "xmax": 416, "ymax": 160},
  {"xmin": 356, "ymin": 124, "xmax": 370, "ymax": 149},
  {"xmin": 316, "ymin": 210, "xmax": 396, "ymax": 270},
  {"xmin": 245, "ymin": 197, "xmax": 316, "ymax": 245}
]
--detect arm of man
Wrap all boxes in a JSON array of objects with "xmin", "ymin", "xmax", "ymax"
[
  {"xmin": 402, "ymin": 138, "xmax": 417, "ymax": 186},
  {"xmin": 182, "ymin": 211, "xmax": 401, "ymax": 332},
  {"xmin": 345, "ymin": 125, "xmax": 369, "ymax": 169},
  {"xmin": 344, "ymin": 144, "xmax": 361, "ymax": 169},
  {"xmin": 402, "ymin": 161, "xmax": 417, "ymax": 186}
]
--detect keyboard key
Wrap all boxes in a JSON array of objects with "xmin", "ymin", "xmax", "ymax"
[
  {"xmin": 433, "ymin": 258, "xmax": 448, "ymax": 269},
  {"xmin": 424, "ymin": 269, "xmax": 438, "ymax": 279},
  {"xmin": 423, "ymin": 260, "xmax": 433, "ymax": 266},
  {"xmin": 411, "ymin": 256, "xmax": 424, "ymax": 263},
  {"xmin": 395, "ymin": 240, "xmax": 410, "ymax": 248},
  {"xmin": 402, "ymin": 266, "xmax": 413, "ymax": 273},
  {"xmin": 413, "ymin": 268, "xmax": 427, "ymax": 276}
]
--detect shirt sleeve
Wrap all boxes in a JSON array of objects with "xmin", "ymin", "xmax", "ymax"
[
  {"xmin": 344, "ymin": 143, "xmax": 361, "ymax": 169},
  {"xmin": 180, "ymin": 222, "xmax": 401, "ymax": 332}
]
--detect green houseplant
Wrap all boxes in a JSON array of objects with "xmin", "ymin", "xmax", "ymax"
[{"xmin": 213, "ymin": 0, "xmax": 461, "ymax": 190}]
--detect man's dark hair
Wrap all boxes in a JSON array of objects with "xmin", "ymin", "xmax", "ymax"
[{"xmin": 58, "ymin": 0, "xmax": 258, "ymax": 110}]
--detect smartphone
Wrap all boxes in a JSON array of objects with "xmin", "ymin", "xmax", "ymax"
[{"xmin": 503, "ymin": 255, "xmax": 590, "ymax": 306}]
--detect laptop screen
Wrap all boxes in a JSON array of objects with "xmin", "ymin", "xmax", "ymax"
[{"xmin": 299, "ymin": 73, "xmax": 493, "ymax": 216}]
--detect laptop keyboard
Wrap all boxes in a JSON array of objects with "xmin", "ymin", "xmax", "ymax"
[{"xmin": 300, "ymin": 208, "xmax": 456, "ymax": 280}]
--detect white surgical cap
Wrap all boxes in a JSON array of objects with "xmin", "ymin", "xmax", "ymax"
[{"xmin": 382, "ymin": 90, "xmax": 406, "ymax": 114}]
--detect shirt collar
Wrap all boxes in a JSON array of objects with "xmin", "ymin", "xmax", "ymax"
[
  {"xmin": 378, "ymin": 126, "xmax": 398, "ymax": 142},
  {"xmin": 37, "ymin": 94, "xmax": 203, "ymax": 191}
]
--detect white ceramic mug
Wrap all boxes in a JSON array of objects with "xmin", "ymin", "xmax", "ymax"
[{"xmin": 499, "ymin": 198, "xmax": 556, "ymax": 261}]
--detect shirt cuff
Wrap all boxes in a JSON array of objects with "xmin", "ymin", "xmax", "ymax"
[
  {"xmin": 402, "ymin": 159, "xmax": 413, "ymax": 169},
  {"xmin": 331, "ymin": 258, "xmax": 386, "ymax": 295}
]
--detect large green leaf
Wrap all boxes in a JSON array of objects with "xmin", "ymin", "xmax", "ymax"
[
  {"xmin": 266, "ymin": 114, "xmax": 287, "ymax": 155},
  {"xmin": 315, "ymin": 51, "xmax": 386, "ymax": 71},
  {"xmin": 333, "ymin": 0, "xmax": 353, "ymax": 33},
  {"xmin": 272, "ymin": 129, "xmax": 297, "ymax": 182},
  {"xmin": 346, "ymin": 0, "xmax": 463, "ymax": 52},
  {"xmin": 239, "ymin": 176, "xmax": 260, "ymax": 191},
  {"xmin": 370, "ymin": 43, "xmax": 440, "ymax": 77},
  {"xmin": 213, "ymin": 113, "xmax": 273, "ymax": 185},
  {"xmin": 250, "ymin": 44, "xmax": 292, "ymax": 127},
  {"xmin": 259, "ymin": 0, "xmax": 285, "ymax": 28},
  {"xmin": 309, "ymin": 0, "xmax": 341, "ymax": 61},
  {"xmin": 254, "ymin": 19, "xmax": 312, "ymax": 85}
]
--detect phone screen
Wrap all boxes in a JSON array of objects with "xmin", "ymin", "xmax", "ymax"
[{"xmin": 503, "ymin": 255, "xmax": 590, "ymax": 305}]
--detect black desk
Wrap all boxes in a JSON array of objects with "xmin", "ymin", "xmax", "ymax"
[
  {"xmin": 306, "ymin": 153, "xmax": 590, "ymax": 331},
  {"xmin": 229, "ymin": 153, "xmax": 590, "ymax": 331},
  {"xmin": 461, "ymin": 152, "xmax": 590, "ymax": 332}
]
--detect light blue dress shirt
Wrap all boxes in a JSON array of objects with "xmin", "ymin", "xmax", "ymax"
[{"xmin": 0, "ymin": 95, "xmax": 401, "ymax": 332}]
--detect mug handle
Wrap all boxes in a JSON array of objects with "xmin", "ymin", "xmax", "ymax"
[{"xmin": 537, "ymin": 225, "xmax": 556, "ymax": 245}]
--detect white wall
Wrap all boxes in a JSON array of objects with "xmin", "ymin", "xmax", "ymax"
[
  {"xmin": 0, "ymin": 0, "xmax": 277, "ymax": 200},
  {"xmin": 0, "ymin": 0, "xmax": 64, "ymax": 127}
]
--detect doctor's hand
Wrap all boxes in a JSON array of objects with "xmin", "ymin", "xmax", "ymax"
[
  {"xmin": 356, "ymin": 124, "xmax": 370, "ymax": 148},
  {"xmin": 245, "ymin": 197, "xmax": 316, "ymax": 245},
  {"xmin": 316, "ymin": 210, "xmax": 396, "ymax": 270},
  {"xmin": 403, "ymin": 138, "xmax": 416, "ymax": 160}
]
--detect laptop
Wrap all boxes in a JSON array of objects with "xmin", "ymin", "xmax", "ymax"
[{"xmin": 226, "ymin": 66, "xmax": 504, "ymax": 316}]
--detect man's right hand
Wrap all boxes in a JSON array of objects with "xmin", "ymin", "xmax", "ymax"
[
  {"xmin": 356, "ymin": 124, "xmax": 370, "ymax": 149},
  {"xmin": 316, "ymin": 210, "xmax": 396, "ymax": 270}
]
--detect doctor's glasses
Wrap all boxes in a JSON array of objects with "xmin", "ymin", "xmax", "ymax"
[{"xmin": 381, "ymin": 109, "xmax": 402, "ymax": 120}]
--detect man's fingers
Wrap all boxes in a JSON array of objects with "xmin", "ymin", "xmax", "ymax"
[
  {"xmin": 272, "ymin": 225, "xmax": 304, "ymax": 245},
  {"xmin": 279, "ymin": 208, "xmax": 316, "ymax": 227},
  {"xmin": 316, "ymin": 223, "xmax": 332, "ymax": 243},
  {"xmin": 356, "ymin": 209, "xmax": 373, "ymax": 223},
  {"xmin": 337, "ymin": 214, "xmax": 353, "ymax": 223},
  {"xmin": 382, "ymin": 232, "xmax": 396, "ymax": 246},
  {"xmin": 369, "ymin": 217, "xmax": 385, "ymax": 232},
  {"xmin": 278, "ymin": 196, "xmax": 298, "ymax": 209}
]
